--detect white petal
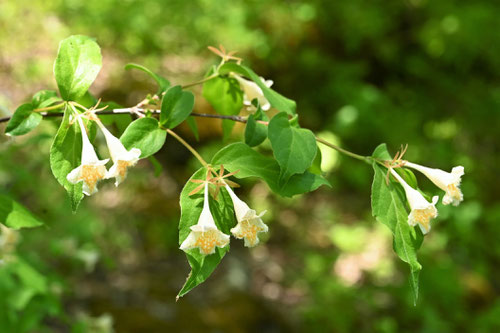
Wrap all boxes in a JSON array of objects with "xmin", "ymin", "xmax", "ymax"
[
  {"xmin": 179, "ymin": 232, "xmax": 197, "ymax": 251},
  {"xmin": 67, "ymin": 166, "xmax": 83, "ymax": 184}
]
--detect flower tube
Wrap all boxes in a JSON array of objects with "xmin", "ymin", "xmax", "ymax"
[
  {"xmin": 390, "ymin": 168, "xmax": 439, "ymax": 234},
  {"xmin": 180, "ymin": 182, "xmax": 230, "ymax": 255},
  {"xmin": 224, "ymin": 184, "xmax": 268, "ymax": 247},
  {"xmin": 95, "ymin": 119, "xmax": 141, "ymax": 186},
  {"xmin": 405, "ymin": 161, "xmax": 464, "ymax": 206},
  {"xmin": 67, "ymin": 116, "xmax": 108, "ymax": 196}
]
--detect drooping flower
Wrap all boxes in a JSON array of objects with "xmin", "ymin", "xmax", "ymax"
[
  {"xmin": 224, "ymin": 184, "xmax": 268, "ymax": 247},
  {"xmin": 67, "ymin": 116, "xmax": 109, "ymax": 196},
  {"xmin": 95, "ymin": 119, "xmax": 141, "ymax": 186},
  {"xmin": 232, "ymin": 74, "xmax": 273, "ymax": 111},
  {"xmin": 180, "ymin": 182, "xmax": 230, "ymax": 255},
  {"xmin": 404, "ymin": 161, "xmax": 464, "ymax": 206},
  {"xmin": 390, "ymin": 168, "xmax": 439, "ymax": 235}
]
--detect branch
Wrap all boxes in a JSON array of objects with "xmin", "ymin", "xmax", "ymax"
[
  {"xmin": 0, "ymin": 109, "xmax": 247, "ymax": 124},
  {"xmin": 0, "ymin": 106, "xmax": 370, "ymax": 162}
]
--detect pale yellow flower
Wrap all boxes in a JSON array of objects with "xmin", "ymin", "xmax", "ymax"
[
  {"xmin": 67, "ymin": 117, "xmax": 108, "ymax": 196},
  {"xmin": 180, "ymin": 182, "xmax": 230, "ymax": 255},
  {"xmin": 96, "ymin": 120, "xmax": 141, "ymax": 186},
  {"xmin": 390, "ymin": 168, "xmax": 439, "ymax": 234},
  {"xmin": 225, "ymin": 184, "xmax": 268, "ymax": 247},
  {"xmin": 232, "ymin": 74, "xmax": 273, "ymax": 111},
  {"xmin": 405, "ymin": 161, "xmax": 464, "ymax": 206}
]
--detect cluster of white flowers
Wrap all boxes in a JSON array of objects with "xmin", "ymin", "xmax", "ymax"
[
  {"xmin": 66, "ymin": 114, "xmax": 141, "ymax": 195},
  {"xmin": 180, "ymin": 180, "xmax": 268, "ymax": 256},
  {"xmin": 390, "ymin": 162, "xmax": 464, "ymax": 234}
]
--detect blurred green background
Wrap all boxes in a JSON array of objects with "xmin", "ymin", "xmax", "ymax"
[{"xmin": 1, "ymin": 0, "xmax": 499, "ymax": 332}]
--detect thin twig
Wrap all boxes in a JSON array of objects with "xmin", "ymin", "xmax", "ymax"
[
  {"xmin": 181, "ymin": 74, "xmax": 219, "ymax": 89},
  {"xmin": 1, "ymin": 105, "xmax": 374, "ymax": 165}
]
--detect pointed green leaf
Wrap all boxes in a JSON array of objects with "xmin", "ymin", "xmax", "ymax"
[
  {"xmin": 268, "ymin": 112, "xmax": 317, "ymax": 182},
  {"xmin": 219, "ymin": 62, "xmax": 296, "ymax": 115},
  {"xmin": 160, "ymin": 85, "xmax": 195, "ymax": 129},
  {"xmin": 54, "ymin": 35, "xmax": 102, "ymax": 101},
  {"xmin": 50, "ymin": 107, "xmax": 84, "ymax": 211},
  {"xmin": 202, "ymin": 69, "xmax": 243, "ymax": 140},
  {"xmin": 32, "ymin": 90, "xmax": 62, "ymax": 109},
  {"xmin": 125, "ymin": 63, "xmax": 170, "ymax": 94},
  {"xmin": 371, "ymin": 143, "xmax": 423, "ymax": 303},
  {"xmin": 244, "ymin": 110, "xmax": 267, "ymax": 147},
  {"xmin": 5, "ymin": 104, "xmax": 42, "ymax": 136},
  {"xmin": 212, "ymin": 142, "xmax": 329, "ymax": 197},
  {"xmin": 120, "ymin": 117, "xmax": 166, "ymax": 158},
  {"xmin": 0, "ymin": 195, "xmax": 43, "ymax": 229},
  {"xmin": 177, "ymin": 168, "xmax": 235, "ymax": 298}
]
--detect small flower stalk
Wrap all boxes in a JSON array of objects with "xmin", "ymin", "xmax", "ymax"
[
  {"xmin": 232, "ymin": 74, "xmax": 273, "ymax": 111},
  {"xmin": 67, "ymin": 116, "xmax": 108, "ymax": 196},
  {"xmin": 180, "ymin": 182, "xmax": 230, "ymax": 255},
  {"xmin": 405, "ymin": 161, "xmax": 464, "ymax": 206},
  {"xmin": 390, "ymin": 168, "xmax": 439, "ymax": 234},
  {"xmin": 95, "ymin": 119, "xmax": 141, "ymax": 186},
  {"xmin": 224, "ymin": 184, "xmax": 268, "ymax": 247}
]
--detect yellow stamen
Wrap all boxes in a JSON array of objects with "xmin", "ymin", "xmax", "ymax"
[
  {"xmin": 234, "ymin": 220, "xmax": 265, "ymax": 246},
  {"xmin": 79, "ymin": 165, "xmax": 105, "ymax": 192},
  {"xmin": 412, "ymin": 208, "xmax": 435, "ymax": 231},
  {"xmin": 194, "ymin": 230, "xmax": 225, "ymax": 255},
  {"xmin": 117, "ymin": 160, "xmax": 131, "ymax": 178},
  {"xmin": 447, "ymin": 184, "xmax": 461, "ymax": 201}
]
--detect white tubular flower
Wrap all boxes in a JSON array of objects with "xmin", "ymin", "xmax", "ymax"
[
  {"xmin": 390, "ymin": 168, "xmax": 439, "ymax": 235},
  {"xmin": 405, "ymin": 161, "xmax": 464, "ymax": 206},
  {"xmin": 232, "ymin": 74, "xmax": 273, "ymax": 111},
  {"xmin": 67, "ymin": 117, "xmax": 109, "ymax": 196},
  {"xmin": 96, "ymin": 120, "xmax": 141, "ymax": 186},
  {"xmin": 180, "ymin": 182, "xmax": 230, "ymax": 255},
  {"xmin": 224, "ymin": 184, "xmax": 268, "ymax": 247}
]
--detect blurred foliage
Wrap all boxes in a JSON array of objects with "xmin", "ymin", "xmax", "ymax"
[{"xmin": 1, "ymin": 0, "xmax": 499, "ymax": 332}]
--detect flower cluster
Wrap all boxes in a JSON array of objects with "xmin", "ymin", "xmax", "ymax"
[
  {"xmin": 389, "ymin": 159, "xmax": 464, "ymax": 235},
  {"xmin": 66, "ymin": 112, "xmax": 141, "ymax": 195},
  {"xmin": 180, "ymin": 168, "xmax": 269, "ymax": 256}
]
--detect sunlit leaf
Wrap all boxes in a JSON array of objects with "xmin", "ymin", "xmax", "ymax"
[{"xmin": 54, "ymin": 35, "xmax": 102, "ymax": 101}]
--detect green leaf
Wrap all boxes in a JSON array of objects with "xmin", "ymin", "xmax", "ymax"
[
  {"xmin": 177, "ymin": 168, "xmax": 235, "ymax": 298},
  {"xmin": 202, "ymin": 69, "xmax": 243, "ymax": 140},
  {"xmin": 0, "ymin": 195, "xmax": 43, "ymax": 229},
  {"xmin": 49, "ymin": 107, "xmax": 84, "ymax": 212},
  {"xmin": 244, "ymin": 110, "xmax": 267, "ymax": 147},
  {"xmin": 31, "ymin": 90, "xmax": 62, "ymax": 109},
  {"xmin": 281, "ymin": 171, "xmax": 331, "ymax": 197},
  {"xmin": 120, "ymin": 117, "xmax": 166, "ymax": 158},
  {"xmin": 371, "ymin": 143, "xmax": 423, "ymax": 304},
  {"xmin": 219, "ymin": 62, "xmax": 296, "ymax": 115},
  {"xmin": 160, "ymin": 85, "xmax": 195, "ymax": 129},
  {"xmin": 125, "ymin": 63, "xmax": 170, "ymax": 94},
  {"xmin": 54, "ymin": 35, "xmax": 102, "ymax": 101},
  {"xmin": 212, "ymin": 142, "xmax": 329, "ymax": 197},
  {"xmin": 186, "ymin": 116, "xmax": 199, "ymax": 141},
  {"xmin": 268, "ymin": 112, "xmax": 317, "ymax": 182},
  {"xmin": 396, "ymin": 167, "xmax": 419, "ymax": 189},
  {"xmin": 5, "ymin": 104, "xmax": 42, "ymax": 136},
  {"xmin": 308, "ymin": 146, "xmax": 322, "ymax": 175}
]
